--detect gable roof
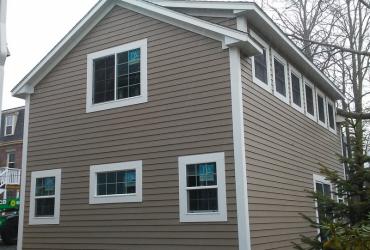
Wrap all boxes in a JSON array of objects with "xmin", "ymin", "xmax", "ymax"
[
  {"xmin": 11, "ymin": 0, "xmax": 262, "ymax": 98},
  {"xmin": 149, "ymin": 0, "xmax": 344, "ymax": 100}
]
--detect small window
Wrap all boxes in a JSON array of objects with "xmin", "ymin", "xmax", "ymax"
[
  {"xmin": 327, "ymin": 100, "xmax": 336, "ymax": 133},
  {"xmin": 30, "ymin": 169, "xmax": 61, "ymax": 225},
  {"xmin": 289, "ymin": 67, "xmax": 304, "ymax": 112},
  {"xmin": 316, "ymin": 90, "xmax": 327, "ymax": 127},
  {"xmin": 251, "ymin": 32, "xmax": 271, "ymax": 91},
  {"xmin": 272, "ymin": 51, "xmax": 288, "ymax": 103},
  {"xmin": 86, "ymin": 39, "xmax": 148, "ymax": 113},
  {"xmin": 305, "ymin": 81, "xmax": 316, "ymax": 120},
  {"xmin": 89, "ymin": 161, "xmax": 142, "ymax": 204},
  {"xmin": 178, "ymin": 152, "xmax": 227, "ymax": 222},
  {"xmin": 4, "ymin": 114, "xmax": 15, "ymax": 136},
  {"xmin": 6, "ymin": 152, "xmax": 15, "ymax": 168}
]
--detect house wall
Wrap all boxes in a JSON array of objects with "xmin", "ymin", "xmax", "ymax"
[
  {"xmin": 241, "ymin": 53, "xmax": 343, "ymax": 249},
  {"xmin": 22, "ymin": 6, "xmax": 239, "ymax": 250}
]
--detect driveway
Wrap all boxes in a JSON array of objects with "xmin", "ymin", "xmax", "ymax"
[{"xmin": 0, "ymin": 240, "xmax": 16, "ymax": 250}]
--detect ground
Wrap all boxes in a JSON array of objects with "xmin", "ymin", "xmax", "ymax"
[{"xmin": 0, "ymin": 240, "xmax": 16, "ymax": 250}]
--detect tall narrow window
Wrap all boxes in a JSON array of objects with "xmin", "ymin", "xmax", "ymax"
[
  {"xmin": 317, "ymin": 90, "xmax": 327, "ymax": 127},
  {"xmin": 327, "ymin": 101, "xmax": 336, "ymax": 132},
  {"xmin": 4, "ymin": 114, "xmax": 15, "ymax": 136},
  {"xmin": 254, "ymin": 49, "xmax": 268, "ymax": 84},
  {"xmin": 272, "ymin": 51, "xmax": 288, "ymax": 103},
  {"xmin": 87, "ymin": 39, "xmax": 148, "ymax": 113},
  {"xmin": 305, "ymin": 83, "xmax": 315, "ymax": 119},
  {"xmin": 290, "ymin": 69, "xmax": 303, "ymax": 113},
  {"xmin": 6, "ymin": 152, "xmax": 15, "ymax": 168},
  {"xmin": 178, "ymin": 152, "xmax": 227, "ymax": 222},
  {"xmin": 30, "ymin": 169, "xmax": 61, "ymax": 225}
]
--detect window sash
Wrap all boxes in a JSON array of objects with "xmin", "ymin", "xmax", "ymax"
[
  {"xmin": 291, "ymin": 72, "xmax": 301, "ymax": 107},
  {"xmin": 7, "ymin": 152, "xmax": 15, "ymax": 168},
  {"xmin": 305, "ymin": 84, "xmax": 315, "ymax": 116},
  {"xmin": 328, "ymin": 103, "xmax": 335, "ymax": 129},
  {"xmin": 96, "ymin": 170, "xmax": 136, "ymax": 196},
  {"xmin": 274, "ymin": 58, "xmax": 286, "ymax": 96},
  {"xmin": 317, "ymin": 94, "xmax": 326, "ymax": 122},
  {"xmin": 254, "ymin": 49, "xmax": 268, "ymax": 84}
]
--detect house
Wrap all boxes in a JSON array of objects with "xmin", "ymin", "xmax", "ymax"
[
  {"xmin": 11, "ymin": 1, "xmax": 345, "ymax": 249},
  {"xmin": 0, "ymin": 106, "xmax": 23, "ymax": 201}
]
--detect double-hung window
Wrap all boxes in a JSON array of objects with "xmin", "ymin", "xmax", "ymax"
[
  {"xmin": 251, "ymin": 32, "xmax": 271, "ymax": 91},
  {"xmin": 327, "ymin": 99, "xmax": 336, "ymax": 133},
  {"xmin": 86, "ymin": 39, "xmax": 148, "ymax": 113},
  {"xmin": 316, "ymin": 89, "xmax": 327, "ymax": 127},
  {"xmin": 272, "ymin": 50, "xmax": 289, "ymax": 103},
  {"xmin": 4, "ymin": 114, "xmax": 15, "ymax": 136},
  {"xmin": 304, "ymin": 80, "xmax": 316, "ymax": 120},
  {"xmin": 178, "ymin": 152, "xmax": 227, "ymax": 222},
  {"xmin": 89, "ymin": 161, "xmax": 142, "ymax": 204},
  {"xmin": 290, "ymin": 66, "xmax": 304, "ymax": 112},
  {"xmin": 30, "ymin": 169, "xmax": 61, "ymax": 225},
  {"xmin": 6, "ymin": 152, "xmax": 15, "ymax": 168}
]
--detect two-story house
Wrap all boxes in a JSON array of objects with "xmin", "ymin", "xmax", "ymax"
[
  {"xmin": 0, "ymin": 106, "xmax": 23, "ymax": 201},
  {"xmin": 11, "ymin": 1, "xmax": 345, "ymax": 250}
]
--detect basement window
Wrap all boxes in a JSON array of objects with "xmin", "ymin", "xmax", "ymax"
[
  {"xmin": 86, "ymin": 39, "xmax": 148, "ymax": 113},
  {"xmin": 89, "ymin": 161, "xmax": 142, "ymax": 204},
  {"xmin": 29, "ymin": 169, "xmax": 61, "ymax": 225},
  {"xmin": 178, "ymin": 152, "xmax": 227, "ymax": 222}
]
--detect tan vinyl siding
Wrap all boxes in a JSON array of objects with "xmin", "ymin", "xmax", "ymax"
[
  {"xmin": 241, "ymin": 54, "xmax": 343, "ymax": 250},
  {"xmin": 23, "ymin": 6, "xmax": 238, "ymax": 250}
]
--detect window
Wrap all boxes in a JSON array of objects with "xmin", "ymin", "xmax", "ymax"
[
  {"xmin": 313, "ymin": 174, "xmax": 333, "ymax": 241},
  {"xmin": 6, "ymin": 152, "xmax": 15, "ymax": 168},
  {"xmin": 89, "ymin": 161, "xmax": 142, "ymax": 204},
  {"xmin": 327, "ymin": 99, "xmax": 336, "ymax": 133},
  {"xmin": 4, "ymin": 114, "xmax": 15, "ymax": 136},
  {"xmin": 316, "ymin": 89, "xmax": 327, "ymax": 127},
  {"xmin": 178, "ymin": 152, "xmax": 227, "ymax": 222},
  {"xmin": 272, "ymin": 51, "xmax": 289, "ymax": 103},
  {"xmin": 304, "ymin": 81, "xmax": 316, "ymax": 120},
  {"xmin": 289, "ymin": 66, "xmax": 304, "ymax": 112},
  {"xmin": 29, "ymin": 169, "xmax": 61, "ymax": 225},
  {"xmin": 251, "ymin": 32, "xmax": 271, "ymax": 91},
  {"xmin": 86, "ymin": 39, "xmax": 148, "ymax": 113}
]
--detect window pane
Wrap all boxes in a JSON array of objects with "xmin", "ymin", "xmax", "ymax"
[
  {"xmin": 274, "ymin": 59, "xmax": 286, "ymax": 96},
  {"xmin": 6, "ymin": 115, "xmax": 13, "ymax": 126},
  {"xmin": 35, "ymin": 177, "xmax": 55, "ymax": 196},
  {"xmin": 291, "ymin": 73, "xmax": 301, "ymax": 107},
  {"xmin": 5, "ymin": 126, "xmax": 12, "ymax": 135},
  {"xmin": 96, "ymin": 170, "xmax": 136, "ymax": 196},
  {"xmin": 186, "ymin": 162, "xmax": 217, "ymax": 187},
  {"xmin": 188, "ymin": 188, "xmax": 218, "ymax": 212},
  {"xmin": 254, "ymin": 49, "xmax": 268, "ymax": 84},
  {"xmin": 328, "ymin": 103, "xmax": 335, "ymax": 129},
  {"xmin": 305, "ymin": 85, "xmax": 314, "ymax": 115},
  {"xmin": 93, "ymin": 55, "xmax": 115, "ymax": 104},
  {"xmin": 317, "ymin": 95, "xmax": 325, "ymax": 122},
  {"xmin": 35, "ymin": 198, "xmax": 55, "ymax": 217}
]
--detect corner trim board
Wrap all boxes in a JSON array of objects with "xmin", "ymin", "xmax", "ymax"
[
  {"xmin": 229, "ymin": 46, "xmax": 251, "ymax": 250},
  {"xmin": 17, "ymin": 95, "xmax": 30, "ymax": 250}
]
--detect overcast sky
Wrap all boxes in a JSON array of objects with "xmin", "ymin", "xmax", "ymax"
[{"xmin": 3, "ymin": 0, "xmax": 98, "ymax": 110}]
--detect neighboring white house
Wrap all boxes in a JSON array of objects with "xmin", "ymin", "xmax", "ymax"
[{"xmin": 0, "ymin": 0, "xmax": 9, "ymax": 127}]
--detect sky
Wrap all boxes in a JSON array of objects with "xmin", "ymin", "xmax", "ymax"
[{"xmin": 3, "ymin": 0, "xmax": 98, "ymax": 110}]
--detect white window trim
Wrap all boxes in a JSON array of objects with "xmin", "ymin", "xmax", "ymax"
[
  {"xmin": 4, "ymin": 114, "xmax": 16, "ymax": 136},
  {"xmin": 89, "ymin": 161, "xmax": 142, "ymax": 204},
  {"xmin": 289, "ymin": 65, "xmax": 304, "ymax": 113},
  {"xmin": 271, "ymin": 50, "xmax": 289, "ymax": 104},
  {"xmin": 304, "ymin": 79, "xmax": 317, "ymax": 121},
  {"xmin": 29, "ymin": 169, "xmax": 61, "ymax": 225},
  {"xmin": 326, "ymin": 98, "xmax": 337, "ymax": 134},
  {"xmin": 6, "ymin": 151, "xmax": 15, "ymax": 168},
  {"xmin": 178, "ymin": 152, "xmax": 227, "ymax": 222},
  {"xmin": 316, "ymin": 88, "xmax": 327, "ymax": 128},
  {"xmin": 250, "ymin": 31, "xmax": 272, "ymax": 92},
  {"xmin": 86, "ymin": 39, "xmax": 148, "ymax": 113},
  {"xmin": 313, "ymin": 174, "xmax": 333, "ymax": 236}
]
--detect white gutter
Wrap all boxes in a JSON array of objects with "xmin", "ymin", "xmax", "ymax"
[{"xmin": 0, "ymin": 0, "xmax": 8, "ymax": 131}]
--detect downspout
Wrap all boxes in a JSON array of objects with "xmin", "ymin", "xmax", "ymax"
[{"xmin": 0, "ymin": 0, "xmax": 8, "ymax": 130}]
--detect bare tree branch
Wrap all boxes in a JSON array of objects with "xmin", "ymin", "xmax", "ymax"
[
  {"xmin": 338, "ymin": 108, "xmax": 370, "ymax": 119},
  {"xmin": 287, "ymin": 34, "xmax": 370, "ymax": 56},
  {"xmin": 359, "ymin": 0, "xmax": 370, "ymax": 9}
]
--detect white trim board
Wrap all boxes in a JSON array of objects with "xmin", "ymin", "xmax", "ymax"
[
  {"xmin": 12, "ymin": 0, "xmax": 261, "ymax": 98},
  {"xmin": 229, "ymin": 45, "xmax": 251, "ymax": 250}
]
